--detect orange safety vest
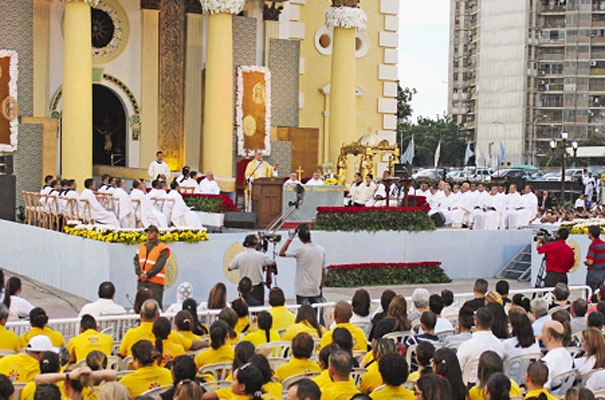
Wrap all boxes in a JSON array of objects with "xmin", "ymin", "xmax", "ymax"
[{"xmin": 137, "ymin": 242, "xmax": 170, "ymax": 286}]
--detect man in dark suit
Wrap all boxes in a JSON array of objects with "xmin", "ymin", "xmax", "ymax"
[{"xmin": 539, "ymin": 190, "xmax": 554, "ymax": 211}]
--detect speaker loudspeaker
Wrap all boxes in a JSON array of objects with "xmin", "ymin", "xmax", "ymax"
[{"xmin": 224, "ymin": 212, "xmax": 257, "ymax": 229}]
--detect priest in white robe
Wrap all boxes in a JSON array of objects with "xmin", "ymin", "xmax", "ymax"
[
  {"xmin": 351, "ymin": 174, "xmax": 377, "ymax": 206},
  {"xmin": 80, "ymin": 179, "xmax": 119, "ymax": 227},
  {"xmin": 471, "ymin": 184, "xmax": 492, "ymax": 230},
  {"xmin": 199, "ymin": 172, "xmax": 221, "ymax": 195},
  {"xmin": 507, "ymin": 185, "xmax": 538, "ymax": 229},
  {"xmin": 113, "ymin": 178, "xmax": 135, "ymax": 228},
  {"xmin": 165, "ymin": 181, "xmax": 202, "ymax": 228},
  {"xmin": 59, "ymin": 180, "xmax": 79, "ymax": 216},
  {"xmin": 148, "ymin": 151, "xmax": 171, "ymax": 180},
  {"xmin": 130, "ymin": 181, "xmax": 167, "ymax": 228},
  {"xmin": 451, "ymin": 183, "xmax": 475, "ymax": 228}
]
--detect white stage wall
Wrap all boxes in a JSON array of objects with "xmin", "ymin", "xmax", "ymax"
[
  {"xmin": 531, "ymin": 234, "xmax": 591, "ymax": 287},
  {"xmin": 0, "ymin": 221, "xmax": 532, "ymax": 308}
]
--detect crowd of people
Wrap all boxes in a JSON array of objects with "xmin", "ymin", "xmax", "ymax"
[{"xmin": 0, "ymin": 268, "xmax": 603, "ymax": 400}]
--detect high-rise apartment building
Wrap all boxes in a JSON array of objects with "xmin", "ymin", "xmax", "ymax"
[{"xmin": 449, "ymin": 0, "xmax": 605, "ymax": 167}]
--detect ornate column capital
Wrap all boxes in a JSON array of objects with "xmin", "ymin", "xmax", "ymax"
[
  {"xmin": 325, "ymin": 2, "xmax": 367, "ymax": 31},
  {"xmin": 65, "ymin": 0, "xmax": 100, "ymax": 6},
  {"xmin": 199, "ymin": 0, "xmax": 245, "ymax": 15}
]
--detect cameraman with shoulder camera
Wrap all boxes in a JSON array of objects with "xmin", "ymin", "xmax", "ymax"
[
  {"xmin": 536, "ymin": 227, "xmax": 575, "ymax": 287},
  {"xmin": 228, "ymin": 234, "xmax": 276, "ymax": 305},
  {"xmin": 279, "ymin": 224, "xmax": 326, "ymax": 305}
]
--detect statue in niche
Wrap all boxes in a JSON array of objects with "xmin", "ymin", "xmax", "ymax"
[{"xmin": 94, "ymin": 114, "xmax": 117, "ymax": 152}]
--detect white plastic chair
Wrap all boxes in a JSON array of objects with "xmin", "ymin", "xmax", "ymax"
[
  {"xmin": 594, "ymin": 389, "xmax": 605, "ymax": 400},
  {"xmin": 383, "ymin": 330, "xmax": 412, "ymax": 346},
  {"xmin": 201, "ymin": 380, "xmax": 231, "ymax": 392},
  {"xmin": 503, "ymin": 352, "xmax": 542, "ymax": 386},
  {"xmin": 281, "ymin": 371, "xmax": 321, "ymax": 390},
  {"xmin": 199, "ymin": 361, "xmax": 232, "ymax": 381},
  {"xmin": 352, "ymin": 321, "xmax": 372, "ymax": 339},
  {"xmin": 12, "ymin": 382, "xmax": 26, "ymax": 400},
  {"xmin": 549, "ymin": 369, "xmax": 577, "ymax": 397},
  {"xmin": 140, "ymin": 384, "xmax": 172, "ymax": 396},
  {"xmin": 256, "ymin": 341, "xmax": 292, "ymax": 358},
  {"xmin": 462, "ymin": 358, "xmax": 480, "ymax": 385},
  {"xmin": 436, "ymin": 329, "xmax": 455, "ymax": 342},
  {"xmin": 351, "ymin": 368, "xmax": 367, "ymax": 387},
  {"xmin": 267, "ymin": 357, "xmax": 288, "ymax": 371}
]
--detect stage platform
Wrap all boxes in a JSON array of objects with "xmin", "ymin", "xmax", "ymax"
[{"xmin": 0, "ymin": 220, "xmax": 532, "ymax": 307}]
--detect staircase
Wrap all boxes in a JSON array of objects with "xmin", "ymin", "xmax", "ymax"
[{"xmin": 496, "ymin": 243, "xmax": 532, "ymax": 281}]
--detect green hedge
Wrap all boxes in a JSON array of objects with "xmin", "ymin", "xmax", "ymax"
[
  {"xmin": 313, "ymin": 207, "xmax": 435, "ymax": 232},
  {"xmin": 184, "ymin": 196, "xmax": 223, "ymax": 213},
  {"xmin": 324, "ymin": 263, "xmax": 451, "ymax": 287}
]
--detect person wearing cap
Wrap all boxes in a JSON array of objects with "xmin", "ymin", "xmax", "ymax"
[
  {"xmin": 540, "ymin": 320, "xmax": 573, "ymax": 390},
  {"xmin": 0, "ymin": 335, "xmax": 57, "ymax": 383},
  {"xmin": 0, "ymin": 304, "xmax": 19, "ymax": 352},
  {"xmin": 134, "ymin": 225, "xmax": 171, "ymax": 308},
  {"xmin": 20, "ymin": 307, "xmax": 65, "ymax": 348},
  {"xmin": 78, "ymin": 281, "xmax": 126, "ymax": 318},
  {"xmin": 67, "ymin": 314, "xmax": 113, "ymax": 363}
]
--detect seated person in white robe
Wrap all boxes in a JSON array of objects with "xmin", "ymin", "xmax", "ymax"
[
  {"xmin": 372, "ymin": 170, "xmax": 399, "ymax": 207},
  {"xmin": 113, "ymin": 178, "xmax": 135, "ymax": 228},
  {"xmin": 351, "ymin": 174, "xmax": 377, "ymax": 206},
  {"xmin": 59, "ymin": 179, "xmax": 80, "ymax": 216},
  {"xmin": 345, "ymin": 173, "xmax": 363, "ymax": 205},
  {"xmin": 504, "ymin": 184, "xmax": 523, "ymax": 229},
  {"xmin": 98, "ymin": 174, "xmax": 115, "ymax": 194},
  {"xmin": 440, "ymin": 187, "xmax": 455, "ymax": 225},
  {"xmin": 451, "ymin": 182, "xmax": 474, "ymax": 228},
  {"xmin": 165, "ymin": 181, "xmax": 202, "ymax": 228},
  {"xmin": 149, "ymin": 179, "xmax": 169, "ymax": 215},
  {"xmin": 473, "ymin": 186, "xmax": 503, "ymax": 230},
  {"xmin": 199, "ymin": 171, "xmax": 221, "ymax": 195},
  {"xmin": 471, "ymin": 184, "xmax": 491, "ymax": 229},
  {"xmin": 183, "ymin": 171, "xmax": 201, "ymax": 193},
  {"xmin": 507, "ymin": 184, "xmax": 538, "ymax": 229},
  {"xmin": 80, "ymin": 178, "xmax": 119, "ymax": 227},
  {"xmin": 283, "ymin": 172, "xmax": 300, "ymax": 186},
  {"xmin": 130, "ymin": 180, "xmax": 167, "ymax": 228},
  {"xmin": 305, "ymin": 171, "xmax": 324, "ymax": 186}
]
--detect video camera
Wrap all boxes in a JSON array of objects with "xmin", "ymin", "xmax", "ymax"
[{"xmin": 533, "ymin": 228, "xmax": 558, "ymax": 243}]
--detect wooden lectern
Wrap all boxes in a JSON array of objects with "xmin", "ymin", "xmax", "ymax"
[{"xmin": 252, "ymin": 178, "xmax": 283, "ymax": 228}]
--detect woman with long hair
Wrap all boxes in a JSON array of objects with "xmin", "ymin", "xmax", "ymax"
[
  {"xmin": 503, "ymin": 311, "xmax": 540, "ymax": 359},
  {"xmin": 551, "ymin": 308, "xmax": 573, "ymax": 346},
  {"xmin": 351, "ymin": 289, "xmax": 372, "ymax": 324},
  {"xmin": 218, "ymin": 307, "xmax": 240, "ymax": 346},
  {"xmin": 174, "ymin": 309, "xmax": 203, "ymax": 341},
  {"xmin": 243, "ymin": 311, "xmax": 280, "ymax": 347},
  {"xmin": 230, "ymin": 363, "xmax": 265, "ymax": 400},
  {"xmin": 182, "ymin": 298, "xmax": 209, "ymax": 336},
  {"xmin": 207, "ymin": 283, "xmax": 227, "ymax": 310},
  {"xmin": 119, "ymin": 340, "xmax": 172, "ymax": 398},
  {"xmin": 431, "ymin": 348, "xmax": 467, "ymax": 400},
  {"xmin": 195, "ymin": 320, "xmax": 234, "ymax": 369},
  {"xmin": 232, "ymin": 298, "xmax": 251, "ymax": 335},
  {"xmin": 484, "ymin": 373, "xmax": 511, "ymax": 400},
  {"xmin": 372, "ymin": 295, "xmax": 412, "ymax": 340},
  {"xmin": 3, "ymin": 276, "xmax": 34, "ymax": 318},
  {"xmin": 415, "ymin": 373, "xmax": 454, "ymax": 400},
  {"xmin": 486, "ymin": 302, "xmax": 509, "ymax": 339},
  {"xmin": 153, "ymin": 316, "xmax": 185, "ymax": 367},
  {"xmin": 467, "ymin": 351, "xmax": 522, "ymax": 400},
  {"xmin": 132, "ymin": 286, "xmax": 152, "ymax": 314},
  {"xmin": 359, "ymin": 338, "xmax": 398, "ymax": 394},
  {"xmin": 575, "ymin": 328, "xmax": 605, "ymax": 376},
  {"xmin": 282, "ymin": 304, "xmax": 324, "ymax": 340}
]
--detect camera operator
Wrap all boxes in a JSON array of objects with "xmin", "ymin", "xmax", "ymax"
[
  {"xmin": 536, "ymin": 227, "xmax": 575, "ymax": 287},
  {"xmin": 228, "ymin": 234, "xmax": 276, "ymax": 305},
  {"xmin": 278, "ymin": 224, "xmax": 326, "ymax": 305}
]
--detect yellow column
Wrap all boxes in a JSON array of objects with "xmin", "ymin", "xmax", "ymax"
[
  {"xmin": 61, "ymin": 0, "xmax": 93, "ymax": 186},
  {"xmin": 328, "ymin": 27, "xmax": 357, "ymax": 164},
  {"xmin": 140, "ymin": 8, "xmax": 160, "ymax": 171},
  {"xmin": 203, "ymin": 12, "xmax": 235, "ymax": 192}
]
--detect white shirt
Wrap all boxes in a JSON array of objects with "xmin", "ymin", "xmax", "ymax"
[
  {"xmin": 441, "ymin": 305, "xmax": 460, "ymax": 320},
  {"xmin": 199, "ymin": 178, "xmax": 220, "ymax": 195},
  {"xmin": 457, "ymin": 330, "xmax": 505, "ymax": 383},
  {"xmin": 148, "ymin": 160, "xmax": 171, "ymax": 180},
  {"xmin": 532, "ymin": 315, "xmax": 552, "ymax": 337},
  {"xmin": 503, "ymin": 337, "xmax": 541, "ymax": 359},
  {"xmin": 229, "ymin": 248, "xmax": 274, "ymax": 286},
  {"xmin": 586, "ymin": 369, "xmax": 605, "ymax": 391},
  {"xmin": 305, "ymin": 178, "xmax": 324, "ymax": 186},
  {"xmin": 284, "ymin": 242, "xmax": 326, "ymax": 297},
  {"xmin": 418, "ymin": 317, "xmax": 454, "ymax": 335},
  {"xmin": 79, "ymin": 298, "xmax": 127, "ymax": 318},
  {"xmin": 283, "ymin": 179, "xmax": 300, "ymax": 186},
  {"xmin": 9, "ymin": 296, "xmax": 34, "ymax": 319},
  {"xmin": 574, "ymin": 355, "xmax": 596, "ymax": 377},
  {"xmin": 542, "ymin": 346, "xmax": 573, "ymax": 389}
]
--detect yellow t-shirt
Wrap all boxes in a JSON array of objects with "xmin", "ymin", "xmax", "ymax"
[
  {"xmin": 67, "ymin": 329, "xmax": 113, "ymax": 362},
  {"xmin": 263, "ymin": 381, "xmax": 283, "ymax": 399},
  {"xmin": 407, "ymin": 370, "xmax": 420, "ymax": 382},
  {"xmin": 370, "ymin": 385, "xmax": 414, "ymax": 400},
  {"xmin": 20, "ymin": 326, "xmax": 66, "ymax": 348},
  {"xmin": 524, "ymin": 389, "xmax": 559, "ymax": 400},
  {"xmin": 281, "ymin": 321, "xmax": 325, "ymax": 341},
  {"xmin": 227, "ymin": 334, "xmax": 240, "ymax": 347},
  {"xmin": 360, "ymin": 361, "xmax": 382, "ymax": 394},
  {"xmin": 0, "ymin": 325, "xmax": 20, "ymax": 352},
  {"xmin": 119, "ymin": 321, "xmax": 155, "ymax": 357},
  {"xmin": 468, "ymin": 379, "xmax": 521, "ymax": 400},
  {"xmin": 176, "ymin": 330, "xmax": 202, "ymax": 341},
  {"xmin": 321, "ymin": 380, "xmax": 361, "ymax": 400},
  {"xmin": 268, "ymin": 306, "xmax": 296, "ymax": 331},
  {"xmin": 21, "ymin": 380, "xmax": 69, "ymax": 400},
  {"xmin": 361, "ymin": 352, "xmax": 374, "ymax": 368},
  {"xmin": 194, "ymin": 344, "xmax": 235, "ymax": 369},
  {"xmin": 313, "ymin": 369, "xmax": 332, "ymax": 387},
  {"xmin": 0, "ymin": 353, "xmax": 40, "ymax": 383},
  {"xmin": 235, "ymin": 316, "xmax": 251, "ymax": 335},
  {"xmin": 119, "ymin": 365, "xmax": 173, "ymax": 398},
  {"xmin": 275, "ymin": 357, "xmax": 321, "ymax": 382},
  {"xmin": 243, "ymin": 330, "xmax": 281, "ymax": 348},
  {"xmin": 159, "ymin": 339, "xmax": 185, "ymax": 367},
  {"xmin": 319, "ymin": 322, "xmax": 368, "ymax": 351},
  {"xmin": 168, "ymin": 330, "xmax": 193, "ymax": 351}
]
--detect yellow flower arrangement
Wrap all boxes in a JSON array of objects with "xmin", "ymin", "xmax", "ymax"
[
  {"xmin": 323, "ymin": 178, "xmax": 340, "ymax": 186},
  {"xmin": 63, "ymin": 224, "xmax": 209, "ymax": 244},
  {"xmin": 561, "ymin": 218, "xmax": 605, "ymax": 235}
]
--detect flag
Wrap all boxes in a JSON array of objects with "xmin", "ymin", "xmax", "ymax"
[
  {"xmin": 464, "ymin": 142, "xmax": 474, "ymax": 166},
  {"xmin": 400, "ymin": 135, "xmax": 415, "ymax": 164},
  {"xmin": 434, "ymin": 140, "xmax": 441, "ymax": 168},
  {"xmin": 498, "ymin": 141, "xmax": 505, "ymax": 165}
]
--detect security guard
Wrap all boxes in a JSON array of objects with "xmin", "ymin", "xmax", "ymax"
[{"xmin": 134, "ymin": 225, "xmax": 170, "ymax": 308}]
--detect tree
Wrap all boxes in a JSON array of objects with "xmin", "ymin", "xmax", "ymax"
[{"xmin": 397, "ymin": 84, "xmax": 416, "ymax": 124}]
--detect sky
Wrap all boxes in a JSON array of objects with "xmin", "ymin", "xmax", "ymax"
[{"xmin": 398, "ymin": 0, "xmax": 451, "ymax": 121}]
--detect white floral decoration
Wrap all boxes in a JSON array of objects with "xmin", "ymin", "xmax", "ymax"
[
  {"xmin": 200, "ymin": 0, "xmax": 245, "ymax": 15},
  {"xmin": 236, "ymin": 66, "xmax": 272, "ymax": 157},
  {"xmin": 0, "ymin": 50, "xmax": 18, "ymax": 152},
  {"xmin": 325, "ymin": 6, "xmax": 367, "ymax": 31}
]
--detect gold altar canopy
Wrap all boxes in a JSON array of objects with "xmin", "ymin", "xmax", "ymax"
[{"xmin": 336, "ymin": 133, "xmax": 400, "ymax": 185}]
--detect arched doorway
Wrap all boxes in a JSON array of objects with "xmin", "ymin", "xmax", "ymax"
[{"xmin": 92, "ymin": 84, "xmax": 126, "ymax": 166}]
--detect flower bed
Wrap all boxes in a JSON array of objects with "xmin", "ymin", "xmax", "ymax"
[
  {"xmin": 313, "ymin": 205, "xmax": 434, "ymax": 232},
  {"xmin": 63, "ymin": 224, "xmax": 208, "ymax": 244},
  {"xmin": 561, "ymin": 218, "xmax": 605, "ymax": 235},
  {"xmin": 324, "ymin": 262, "xmax": 451, "ymax": 287},
  {"xmin": 182, "ymin": 193, "xmax": 237, "ymax": 213}
]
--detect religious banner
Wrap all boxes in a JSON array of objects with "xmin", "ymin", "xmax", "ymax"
[
  {"xmin": 236, "ymin": 66, "xmax": 271, "ymax": 156},
  {"xmin": 0, "ymin": 50, "xmax": 18, "ymax": 152}
]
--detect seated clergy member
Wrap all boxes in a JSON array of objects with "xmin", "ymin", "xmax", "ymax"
[
  {"xmin": 80, "ymin": 178, "xmax": 120, "ymax": 227},
  {"xmin": 275, "ymin": 332, "xmax": 321, "ymax": 382},
  {"xmin": 320, "ymin": 301, "xmax": 368, "ymax": 351},
  {"xmin": 20, "ymin": 307, "xmax": 65, "ymax": 348},
  {"xmin": 165, "ymin": 181, "xmax": 202, "ymax": 228},
  {"xmin": 79, "ymin": 281, "xmax": 126, "ymax": 318},
  {"xmin": 320, "ymin": 350, "xmax": 360, "ymax": 400},
  {"xmin": 199, "ymin": 171, "xmax": 221, "ymax": 195},
  {"xmin": 67, "ymin": 314, "xmax": 113, "ymax": 363},
  {"xmin": 113, "ymin": 178, "xmax": 136, "ymax": 228}
]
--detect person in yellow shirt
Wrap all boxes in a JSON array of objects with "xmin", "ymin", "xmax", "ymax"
[
  {"xmin": 467, "ymin": 350, "xmax": 522, "ymax": 400},
  {"xmin": 286, "ymin": 378, "xmax": 321, "ymax": 400},
  {"xmin": 483, "ymin": 373, "xmax": 513, "ymax": 400},
  {"xmin": 20, "ymin": 307, "xmax": 65, "ymax": 348},
  {"xmin": 282, "ymin": 304, "xmax": 325, "ymax": 341},
  {"xmin": 119, "ymin": 340, "xmax": 173, "ymax": 398},
  {"xmin": 153, "ymin": 316, "xmax": 185, "ymax": 367},
  {"xmin": 229, "ymin": 363, "xmax": 267, "ymax": 400},
  {"xmin": 267, "ymin": 288, "xmax": 296, "ymax": 331},
  {"xmin": 320, "ymin": 350, "xmax": 360, "ymax": 400},
  {"xmin": 360, "ymin": 338, "xmax": 397, "ymax": 394},
  {"xmin": 67, "ymin": 314, "xmax": 113, "ymax": 363},
  {"xmin": 233, "ymin": 299, "xmax": 252, "ymax": 336},
  {"xmin": 174, "ymin": 309, "xmax": 203, "ymax": 341},
  {"xmin": 243, "ymin": 311, "xmax": 280, "ymax": 348},
  {"xmin": 370, "ymin": 353, "xmax": 414, "ymax": 400},
  {"xmin": 313, "ymin": 344, "xmax": 335, "ymax": 388},
  {"xmin": 275, "ymin": 333, "xmax": 321, "ymax": 382},
  {"xmin": 21, "ymin": 351, "xmax": 63, "ymax": 400},
  {"xmin": 218, "ymin": 307, "xmax": 241, "ymax": 346},
  {"xmin": 320, "ymin": 302, "xmax": 368, "ymax": 351},
  {"xmin": 406, "ymin": 341, "xmax": 435, "ymax": 383},
  {"xmin": 195, "ymin": 320, "xmax": 235, "ymax": 369},
  {"xmin": 0, "ymin": 335, "xmax": 54, "ymax": 383},
  {"xmin": 523, "ymin": 361, "xmax": 559, "ymax": 400},
  {"xmin": 0, "ymin": 304, "xmax": 18, "ymax": 352}
]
